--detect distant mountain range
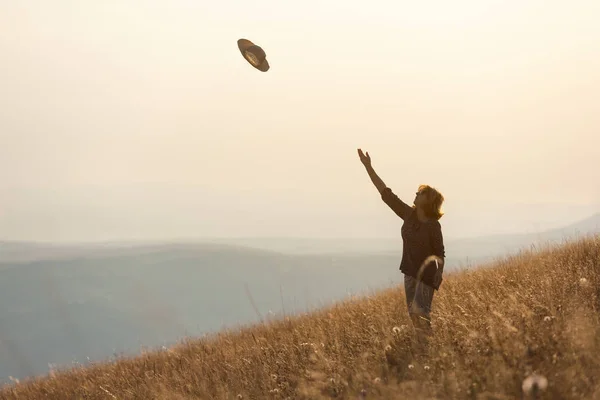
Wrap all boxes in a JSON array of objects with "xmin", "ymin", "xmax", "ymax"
[
  {"xmin": 205, "ymin": 212, "xmax": 600, "ymax": 261},
  {"xmin": 0, "ymin": 212, "xmax": 597, "ymax": 383},
  {"xmin": 3, "ymin": 212, "xmax": 597, "ymax": 262}
]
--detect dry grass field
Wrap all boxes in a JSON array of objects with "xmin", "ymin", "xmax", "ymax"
[{"xmin": 1, "ymin": 235, "xmax": 598, "ymax": 399}]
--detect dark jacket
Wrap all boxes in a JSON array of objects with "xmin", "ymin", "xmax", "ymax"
[{"xmin": 381, "ymin": 187, "xmax": 445, "ymax": 290}]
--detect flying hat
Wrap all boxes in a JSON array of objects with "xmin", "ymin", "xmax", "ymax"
[{"xmin": 237, "ymin": 38, "xmax": 270, "ymax": 72}]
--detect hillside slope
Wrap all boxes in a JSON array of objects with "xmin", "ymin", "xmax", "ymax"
[
  {"xmin": 1, "ymin": 235, "xmax": 598, "ymax": 399},
  {"xmin": 0, "ymin": 244, "xmax": 405, "ymax": 382}
]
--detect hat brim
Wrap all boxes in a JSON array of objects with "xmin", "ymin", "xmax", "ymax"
[{"xmin": 237, "ymin": 39, "xmax": 270, "ymax": 72}]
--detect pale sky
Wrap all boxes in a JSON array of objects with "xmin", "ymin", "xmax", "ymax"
[{"xmin": 1, "ymin": 0, "xmax": 599, "ymax": 241}]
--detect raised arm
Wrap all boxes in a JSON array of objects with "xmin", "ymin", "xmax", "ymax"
[
  {"xmin": 358, "ymin": 149, "xmax": 386, "ymax": 193},
  {"xmin": 357, "ymin": 149, "xmax": 412, "ymax": 220}
]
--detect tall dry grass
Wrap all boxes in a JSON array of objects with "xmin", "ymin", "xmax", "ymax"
[{"xmin": 1, "ymin": 235, "xmax": 598, "ymax": 399}]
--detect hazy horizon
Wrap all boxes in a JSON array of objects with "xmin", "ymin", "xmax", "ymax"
[{"xmin": 2, "ymin": 1, "xmax": 599, "ymax": 242}]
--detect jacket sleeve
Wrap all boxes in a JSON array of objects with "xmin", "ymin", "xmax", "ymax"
[
  {"xmin": 430, "ymin": 221, "xmax": 445, "ymax": 259},
  {"xmin": 381, "ymin": 187, "xmax": 413, "ymax": 220}
]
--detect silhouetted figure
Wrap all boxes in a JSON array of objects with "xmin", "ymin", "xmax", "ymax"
[{"xmin": 358, "ymin": 149, "xmax": 445, "ymax": 336}]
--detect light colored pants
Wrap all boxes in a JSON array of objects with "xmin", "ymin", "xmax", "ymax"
[{"xmin": 404, "ymin": 274, "xmax": 435, "ymax": 332}]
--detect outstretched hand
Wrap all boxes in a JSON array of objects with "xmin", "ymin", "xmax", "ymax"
[{"xmin": 357, "ymin": 148, "xmax": 371, "ymax": 168}]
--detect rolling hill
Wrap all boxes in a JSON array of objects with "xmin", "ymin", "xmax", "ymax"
[
  {"xmin": 0, "ymin": 213, "xmax": 597, "ymax": 384},
  {"xmin": 0, "ymin": 235, "xmax": 598, "ymax": 399}
]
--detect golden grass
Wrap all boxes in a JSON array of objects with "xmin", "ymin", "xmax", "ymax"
[{"xmin": 1, "ymin": 235, "xmax": 599, "ymax": 399}]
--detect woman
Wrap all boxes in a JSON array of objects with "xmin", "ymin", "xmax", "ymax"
[{"xmin": 357, "ymin": 148, "xmax": 445, "ymax": 334}]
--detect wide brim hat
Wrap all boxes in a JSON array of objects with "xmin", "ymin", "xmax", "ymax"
[{"xmin": 237, "ymin": 39, "xmax": 270, "ymax": 72}]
